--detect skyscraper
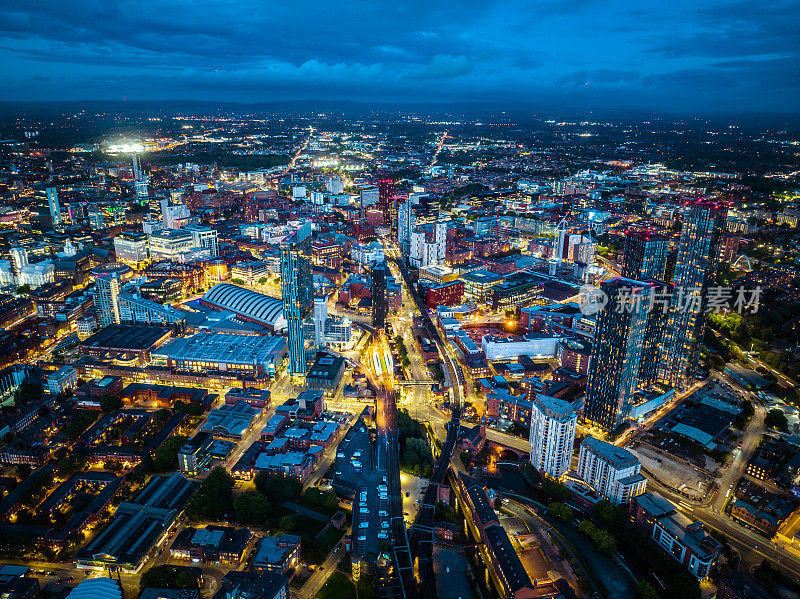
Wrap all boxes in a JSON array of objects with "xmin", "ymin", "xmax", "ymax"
[
  {"xmin": 93, "ymin": 264, "xmax": 130, "ymax": 327},
  {"xmin": 584, "ymin": 277, "xmax": 652, "ymax": 430},
  {"xmin": 46, "ymin": 187, "xmax": 62, "ymax": 227},
  {"xmin": 371, "ymin": 261, "xmax": 388, "ymax": 328},
  {"xmin": 10, "ymin": 247, "xmax": 27, "ymax": 275},
  {"xmin": 360, "ymin": 186, "xmax": 379, "ymax": 218},
  {"xmin": 378, "ymin": 177, "xmax": 394, "ymax": 225},
  {"xmin": 281, "ymin": 223, "xmax": 315, "ymax": 378},
  {"xmin": 313, "ymin": 295, "xmax": 328, "ymax": 348},
  {"xmin": 576, "ymin": 437, "xmax": 646, "ymax": 504},
  {"xmin": 398, "ymin": 199, "xmax": 412, "ymax": 256},
  {"xmin": 132, "ymin": 154, "xmax": 149, "ymax": 199},
  {"xmin": 409, "ymin": 219, "xmax": 447, "ymax": 268},
  {"xmin": 622, "ymin": 231, "xmax": 668, "ymax": 280},
  {"xmin": 33, "ymin": 188, "xmax": 54, "ymax": 233},
  {"xmin": 638, "ymin": 281, "xmax": 671, "ymax": 386},
  {"xmin": 658, "ymin": 200, "xmax": 728, "ymax": 388},
  {"xmin": 529, "ymin": 394, "xmax": 578, "ymax": 478}
]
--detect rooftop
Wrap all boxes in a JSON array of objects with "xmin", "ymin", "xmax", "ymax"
[
  {"xmin": 461, "ymin": 269, "xmax": 505, "ymax": 284},
  {"xmin": 533, "ymin": 393, "xmax": 579, "ymax": 421},
  {"xmin": 582, "ymin": 436, "xmax": 640, "ymax": 469},
  {"xmin": 81, "ymin": 324, "xmax": 172, "ymax": 351},
  {"xmin": 203, "ymin": 284, "xmax": 285, "ymax": 329},
  {"xmin": 155, "ymin": 333, "xmax": 285, "ymax": 366}
]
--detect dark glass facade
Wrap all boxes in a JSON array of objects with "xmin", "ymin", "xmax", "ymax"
[
  {"xmin": 622, "ymin": 231, "xmax": 668, "ymax": 281},
  {"xmin": 371, "ymin": 262, "xmax": 388, "ymax": 328},
  {"xmin": 658, "ymin": 201, "xmax": 727, "ymax": 388},
  {"xmin": 584, "ymin": 278, "xmax": 652, "ymax": 430},
  {"xmin": 280, "ymin": 224, "xmax": 315, "ymax": 377}
]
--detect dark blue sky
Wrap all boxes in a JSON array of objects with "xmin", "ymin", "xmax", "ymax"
[{"xmin": 2, "ymin": 0, "xmax": 798, "ymax": 115}]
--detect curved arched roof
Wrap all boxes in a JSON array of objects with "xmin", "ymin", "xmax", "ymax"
[{"xmin": 203, "ymin": 283, "xmax": 284, "ymax": 328}]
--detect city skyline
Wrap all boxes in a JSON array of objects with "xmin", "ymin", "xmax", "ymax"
[{"xmin": 0, "ymin": 75, "xmax": 797, "ymax": 598}]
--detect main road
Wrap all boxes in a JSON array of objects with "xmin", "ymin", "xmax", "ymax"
[{"xmin": 389, "ymin": 255, "xmax": 464, "ymax": 599}]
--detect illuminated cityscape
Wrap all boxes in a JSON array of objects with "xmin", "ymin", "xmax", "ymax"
[{"xmin": 0, "ymin": 2, "xmax": 799, "ymax": 599}]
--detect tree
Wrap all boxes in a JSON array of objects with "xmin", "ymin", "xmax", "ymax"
[
  {"xmin": 66, "ymin": 411, "xmax": 98, "ymax": 440},
  {"xmin": 100, "ymin": 395, "xmax": 124, "ymax": 413},
  {"xmin": 234, "ymin": 491, "xmax": 271, "ymax": 526},
  {"xmin": 765, "ymin": 408, "xmax": 789, "ymax": 432},
  {"xmin": 595, "ymin": 530, "xmax": 617, "ymax": 554},
  {"xmin": 173, "ymin": 400, "xmax": 205, "ymax": 416},
  {"xmin": 55, "ymin": 454, "xmax": 88, "ymax": 478},
  {"xmin": 402, "ymin": 450, "xmax": 419, "ymax": 467},
  {"xmin": 139, "ymin": 565, "xmax": 201, "ymax": 591},
  {"xmin": 153, "ymin": 435, "xmax": 188, "ymax": 473},
  {"xmin": 258, "ymin": 277, "xmax": 269, "ymax": 286},
  {"xmin": 548, "ymin": 502, "xmax": 574, "ymax": 522},
  {"xmin": 254, "ymin": 472, "xmax": 301, "ymax": 503},
  {"xmin": 231, "ymin": 277, "xmax": 245, "ymax": 285},
  {"xmin": 185, "ymin": 466, "xmax": 235, "ymax": 522},
  {"xmin": 541, "ymin": 477, "xmax": 570, "ymax": 502},
  {"xmin": 104, "ymin": 460, "xmax": 123, "ymax": 472},
  {"xmin": 593, "ymin": 500, "xmax": 625, "ymax": 529},
  {"xmin": 14, "ymin": 382, "xmax": 43, "ymax": 404},
  {"xmin": 459, "ymin": 451, "xmax": 471, "ymax": 468},
  {"xmin": 577, "ymin": 520, "xmax": 616, "ymax": 554},
  {"xmin": 635, "ymin": 580, "xmax": 659, "ymax": 599},
  {"xmin": 301, "ymin": 488, "xmax": 339, "ymax": 513}
]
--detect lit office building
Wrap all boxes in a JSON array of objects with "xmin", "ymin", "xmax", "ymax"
[
  {"xmin": 658, "ymin": 200, "xmax": 728, "ymax": 388},
  {"xmin": 149, "ymin": 228, "xmax": 194, "ymax": 261},
  {"xmin": 88, "ymin": 209, "xmax": 105, "ymax": 230},
  {"xmin": 313, "ymin": 296, "xmax": 328, "ymax": 348},
  {"xmin": 161, "ymin": 199, "xmax": 191, "ymax": 229},
  {"xmin": 529, "ymin": 394, "xmax": 578, "ymax": 479},
  {"xmin": 280, "ymin": 224, "xmax": 315, "ymax": 378},
  {"xmin": 33, "ymin": 187, "xmax": 60, "ymax": 233},
  {"xmin": 118, "ymin": 293, "xmax": 188, "ymax": 325},
  {"xmin": 114, "ymin": 231, "xmax": 149, "ymax": 268},
  {"xmin": 622, "ymin": 231, "xmax": 668, "ymax": 280},
  {"xmin": 409, "ymin": 220, "xmax": 446, "ymax": 268},
  {"xmin": 10, "ymin": 247, "xmax": 27, "ymax": 274},
  {"xmin": 584, "ymin": 277, "xmax": 652, "ymax": 430},
  {"xmin": 185, "ymin": 224, "xmax": 219, "ymax": 257},
  {"xmin": 153, "ymin": 333, "xmax": 287, "ymax": 378}
]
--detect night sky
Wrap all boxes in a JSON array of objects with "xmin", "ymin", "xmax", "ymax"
[{"xmin": 1, "ymin": 0, "xmax": 798, "ymax": 115}]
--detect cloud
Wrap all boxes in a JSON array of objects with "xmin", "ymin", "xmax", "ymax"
[{"xmin": 0, "ymin": 0, "xmax": 797, "ymax": 113}]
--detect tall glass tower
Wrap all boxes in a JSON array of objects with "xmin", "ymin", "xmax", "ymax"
[
  {"xmin": 658, "ymin": 200, "xmax": 728, "ymax": 388},
  {"xmin": 584, "ymin": 277, "xmax": 652, "ymax": 430},
  {"xmin": 46, "ymin": 187, "xmax": 62, "ymax": 227},
  {"xmin": 281, "ymin": 223, "xmax": 315, "ymax": 378},
  {"xmin": 622, "ymin": 231, "xmax": 668, "ymax": 280},
  {"xmin": 378, "ymin": 177, "xmax": 395, "ymax": 227},
  {"xmin": 371, "ymin": 261, "xmax": 388, "ymax": 328}
]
